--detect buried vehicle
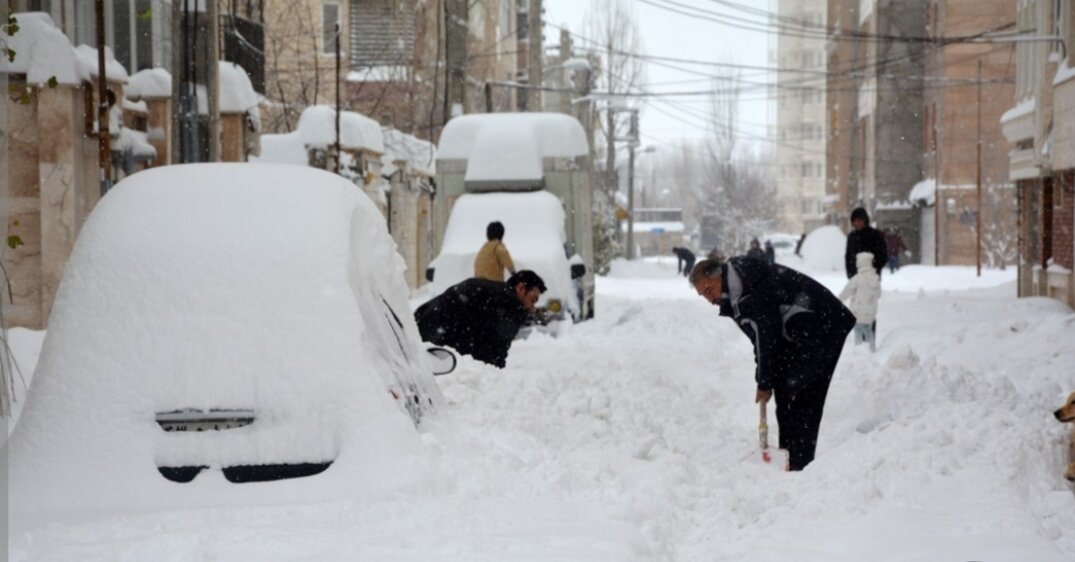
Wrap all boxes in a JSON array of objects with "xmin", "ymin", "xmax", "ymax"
[
  {"xmin": 8, "ymin": 164, "xmax": 445, "ymax": 530},
  {"xmin": 428, "ymin": 113, "xmax": 594, "ymax": 323}
]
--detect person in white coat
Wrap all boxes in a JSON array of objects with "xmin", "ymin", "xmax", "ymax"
[{"xmin": 838, "ymin": 251, "xmax": 881, "ymax": 351}]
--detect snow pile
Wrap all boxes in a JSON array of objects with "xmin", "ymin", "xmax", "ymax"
[
  {"xmin": 382, "ymin": 127, "xmax": 436, "ymax": 178},
  {"xmin": 8, "ymin": 163, "xmax": 441, "ymax": 530},
  {"xmin": 217, "ymin": 61, "xmax": 260, "ymax": 113},
  {"xmin": 800, "ymin": 225, "xmax": 846, "ymax": 271},
  {"xmin": 909, "ymin": 177, "xmax": 936, "ymax": 206},
  {"xmin": 73, "ymin": 44, "xmax": 129, "ymax": 83},
  {"xmin": 429, "ymin": 191, "xmax": 578, "ymax": 314},
  {"xmin": 254, "ymin": 107, "xmax": 385, "ymax": 167},
  {"xmin": 297, "ymin": 105, "xmax": 385, "ymax": 154},
  {"xmin": 0, "ymin": 13, "xmax": 126, "ymax": 85},
  {"xmin": 125, "ymin": 67, "xmax": 171, "ymax": 99},
  {"xmin": 3, "ymin": 328, "xmax": 44, "ymax": 441},
  {"xmin": 112, "ymin": 127, "xmax": 157, "ymax": 158},
  {"xmin": 437, "ymin": 113, "xmax": 589, "ymax": 184}
]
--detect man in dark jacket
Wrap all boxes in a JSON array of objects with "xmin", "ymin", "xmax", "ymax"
[
  {"xmin": 672, "ymin": 246, "xmax": 696, "ymax": 277},
  {"xmin": 414, "ymin": 270, "xmax": 546, "ymax": 369},
  {"xmin": 690, "ymin": 257, "xmax": 855, "ymax": 471},
  {"xmin": 844, "ymin": 207, "xmax": 888, "ymax": 279}
]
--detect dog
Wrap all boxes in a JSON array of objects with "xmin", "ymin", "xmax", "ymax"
[{"xmin": 1055, "ymin": 391, "xmax": 1075, "ymax": 482}]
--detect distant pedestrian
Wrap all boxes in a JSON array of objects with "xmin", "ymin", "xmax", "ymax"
[
  {"xmin": 844, "ymin": 208, "xmax": 887, "ymax": 279},
  {"xmin": 690, "ymin": 258, "xmax": 855, "ymax": 471},
  {"xmin": 746, "ymin": 238, "xmax": 766, "ymax": 261},
  {"xmin": 474, "ymin": 221, "xmax": 516, "ymax": 282},
  {"xmin": 839, "ymin": 252, "xmax": 881, "ymax": 352},
  {"xmin": 884, "ymin": 228, "xmax": 908, "ymax": 273},
  {"xmin": 794, "ymin": 232, "xmax": 806, "ymax": 257},
  {"xmin": 672, "ymin": 246, "xmax": 696, "ymax": 277},
  {"xmin": 764, "ymin": 240, "xmax": 776, "ymax": 264},
  {"xmin": 415, "ymin": 271, "xmax": 546, "ymax": 369}
]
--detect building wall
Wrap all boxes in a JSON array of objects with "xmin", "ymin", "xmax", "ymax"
[
  {"xmin": 825, "ymin": 0, "xmax": 858, "ymax": 225},
  {"xmin": 263, "ymin": 0, "xmax": 351, "ymax": 133},
  {"xmin": 925, "ymin": 0, "xmax": 1016, "ymax": 266}
]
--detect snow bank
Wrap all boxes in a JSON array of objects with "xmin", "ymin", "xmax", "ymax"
[
  {"xmin": 800, "ymin": 224, "xmax": 846, "ymax": 272},
  {"xmin": 437, "ymin": 113, "xmax": 589, "ymax": 184},
  {"xmin": 125, "ymin": 67, "xmax": 171, "ymax": 99},
  {"xmin": 8, "ymin": 163, "xmax": 441, "ymax": 530},
  {"xmin": 429, "ymin": 191, "xmax": 578, "ymax": 314}
]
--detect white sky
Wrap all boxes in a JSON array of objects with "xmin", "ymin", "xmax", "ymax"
[{"xmin": 543, "ymin": 0, "xmax": 774, "ymax": 153}]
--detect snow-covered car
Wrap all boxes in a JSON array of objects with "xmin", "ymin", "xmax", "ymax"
[
  {"xmin": 426, "ymin": 190, "xmax": 586, "ymax": 323},
  {"xmin": 8, "ymin": 164, "xmax": 444, "ymax": 530}
]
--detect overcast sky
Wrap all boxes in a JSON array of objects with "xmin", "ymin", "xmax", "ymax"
[{"xmin": 543, "ymin": 0, "xmax": 774, "ymax": 154}]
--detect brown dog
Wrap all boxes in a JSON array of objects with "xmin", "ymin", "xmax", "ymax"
[{"xmin": 1055, "ymin": 392, "xmax": 1075, "ymax": 482}]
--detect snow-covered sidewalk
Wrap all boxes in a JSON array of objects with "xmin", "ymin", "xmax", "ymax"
[{"xmin": 8, "ymin": 260, "xmax": 1075, "ymax": 560}]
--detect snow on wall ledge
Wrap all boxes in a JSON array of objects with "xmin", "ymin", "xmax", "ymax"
[
  {"xmin": 436, "ymin": 113, "xmax": 589, "ymax": 183},
  {"xmin": 1, "ymin": 12, "xmax": 128, "ymax": 85}
]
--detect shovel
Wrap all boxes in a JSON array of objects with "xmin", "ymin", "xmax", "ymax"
[{"xmin": 759, "ymin": 401, "xmax": 772, "ymax": 463}]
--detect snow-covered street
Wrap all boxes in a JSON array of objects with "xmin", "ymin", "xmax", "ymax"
[{"xmin": 8, "ymin": 258, "xmax": 1075, "ymax": 561}]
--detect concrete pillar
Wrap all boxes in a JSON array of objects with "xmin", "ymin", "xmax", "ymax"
[{"xmin": 144, "ymin": 98, "xmax": 172, "ymax": 167}]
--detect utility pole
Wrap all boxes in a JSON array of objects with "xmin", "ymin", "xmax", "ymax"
[
  {"xmin": 527, "ymin": 0, "xmax": 543, "ymax": 111},
  {"xmin": 206, "ymin": 0, "xmax": 220, "ymax": 162},
  {"xmin": 95, "ymin": 0, "xmax": 111, "ymax": 194},
  {"xmin": 626, "ymin": 109, "xmax": 639, "ymax": 260},
  {"xmin": 976, "ymin": 60, "xmax": 983, "ymax": 277},
  {"xmin": 444, "ymin": 0, "xmax": 468, "ymax": 119},
  {"xmin": 335, "ymin": 21, "xmax": 341, "ymax": 174},
  {"xmin": 933, "ymin": 113, "xmax": 941, "ymax": 266}
]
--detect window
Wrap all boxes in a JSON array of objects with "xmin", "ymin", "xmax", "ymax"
[{"xmin": 322, "ymin": 3, "xmax": 340, "ymax": 55}]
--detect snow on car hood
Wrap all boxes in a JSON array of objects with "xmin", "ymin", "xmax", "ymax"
[
  {"xmin": 9, "ymin": 163, "xmax": 442, "ymax": 529},
  {"xmin": 429, "ymin": 191, "xmax": 579, "ymax": 314}
]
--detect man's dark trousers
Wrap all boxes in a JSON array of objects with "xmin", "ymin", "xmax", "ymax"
[{"xmin": 774, "ymin": 347, "xmax": 843, "ymax": 471}]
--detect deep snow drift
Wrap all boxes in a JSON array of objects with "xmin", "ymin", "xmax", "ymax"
[{"xmin": 7, "ymin": 257, "xmax": 1075, "ymax": 561}]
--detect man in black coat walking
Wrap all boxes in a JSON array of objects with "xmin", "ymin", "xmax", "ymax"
[
  {"xmin": 414, "ymin": 270, "xmax": 546, "ymax": 369},
  {"xmin": 845, "ymin": 207, "xmax": 888, "ymax": 279},
  {"xmin": 690, "ymin": 257, "xmax": 855, "ymax": 471}
]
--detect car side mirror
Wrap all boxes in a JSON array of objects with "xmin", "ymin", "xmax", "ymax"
[
  {"xmin": 427, "ymin": 347, "xmax": 457, "ymax": 376},
  {"xmin": 570, "ymin": 263, "xmax": 586, "ymax": 279}
]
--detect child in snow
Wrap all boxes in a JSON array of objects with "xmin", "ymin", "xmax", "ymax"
[{"xmin": 839, "ymin": 251, "xmax": 881, "ymax": 351}]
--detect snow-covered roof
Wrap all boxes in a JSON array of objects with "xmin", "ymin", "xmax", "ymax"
[
  {"xmin": 126, "ymin": 67, "xmax": 172, "ymax": 99},
  {"xmin": 437, "ymin": 113, "xmax": 589, "ymax": 184},
  {"xmin": 297, "ymin": 106, "xmax": 385, "ymax": 154},
  {"xmin": 909, "ymin": 178, "xmax": 936, "ymax": 206},
  {"xmin": 0, "ymin": 12, "xmax": 127, "ymax": 85},
  {"xmin": 8, "ymin": 163, "xmax": 441, "ymax": 526},
  {"xmin": 218, "ymin": 61, "xmax": 259, "ymax": 113},
  {"xmin": 382, "ymin": 128, "xmax": 435, "ymax": 178}
]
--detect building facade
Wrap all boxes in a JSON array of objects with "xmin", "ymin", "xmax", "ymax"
[
  {"xmin": 1000, "ymin": 0, "xmax": 1075, "ymax": 307},
  {"xmin": 774, "ymin": 0, "xmax": 828, "ymax": 234}
]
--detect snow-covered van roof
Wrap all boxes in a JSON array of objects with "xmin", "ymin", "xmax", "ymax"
[
  {"xmin": 9, "ymin": 163, "xmax": 441, "ymax": 529},
  {"xmin": 436, "ymin": 113, "xmax": 589, "ymax": 189}
]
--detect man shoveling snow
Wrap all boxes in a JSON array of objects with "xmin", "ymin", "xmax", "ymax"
[{"xmin": 690, "ymin": 258, "xmax": 855, "ymax": 471}]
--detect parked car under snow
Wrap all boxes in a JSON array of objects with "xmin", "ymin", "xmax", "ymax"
[{"xmin": 8, "ymin": 164, "xmax": 444, "ymax": 530}]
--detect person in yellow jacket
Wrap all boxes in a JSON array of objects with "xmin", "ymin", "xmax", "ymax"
[{"xmin": 474, "ymin": 221, "xmax": 516, "ymax": 282}]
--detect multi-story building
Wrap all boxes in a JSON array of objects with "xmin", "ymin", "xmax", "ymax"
[
  {"xmin": 1000, "ymin": 0, "xmax": 1075, "ymax": 306},
  {"xmin": 826, "ymin": 0, "xmax": 927, "ymax": 260},
  {"xmin": 920, "ymin": 0, "xmax": 1015, "ymax": 267},
  {"xmin": 774, "ymin": 0, "xmax": 828, "ymax": 234}
]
